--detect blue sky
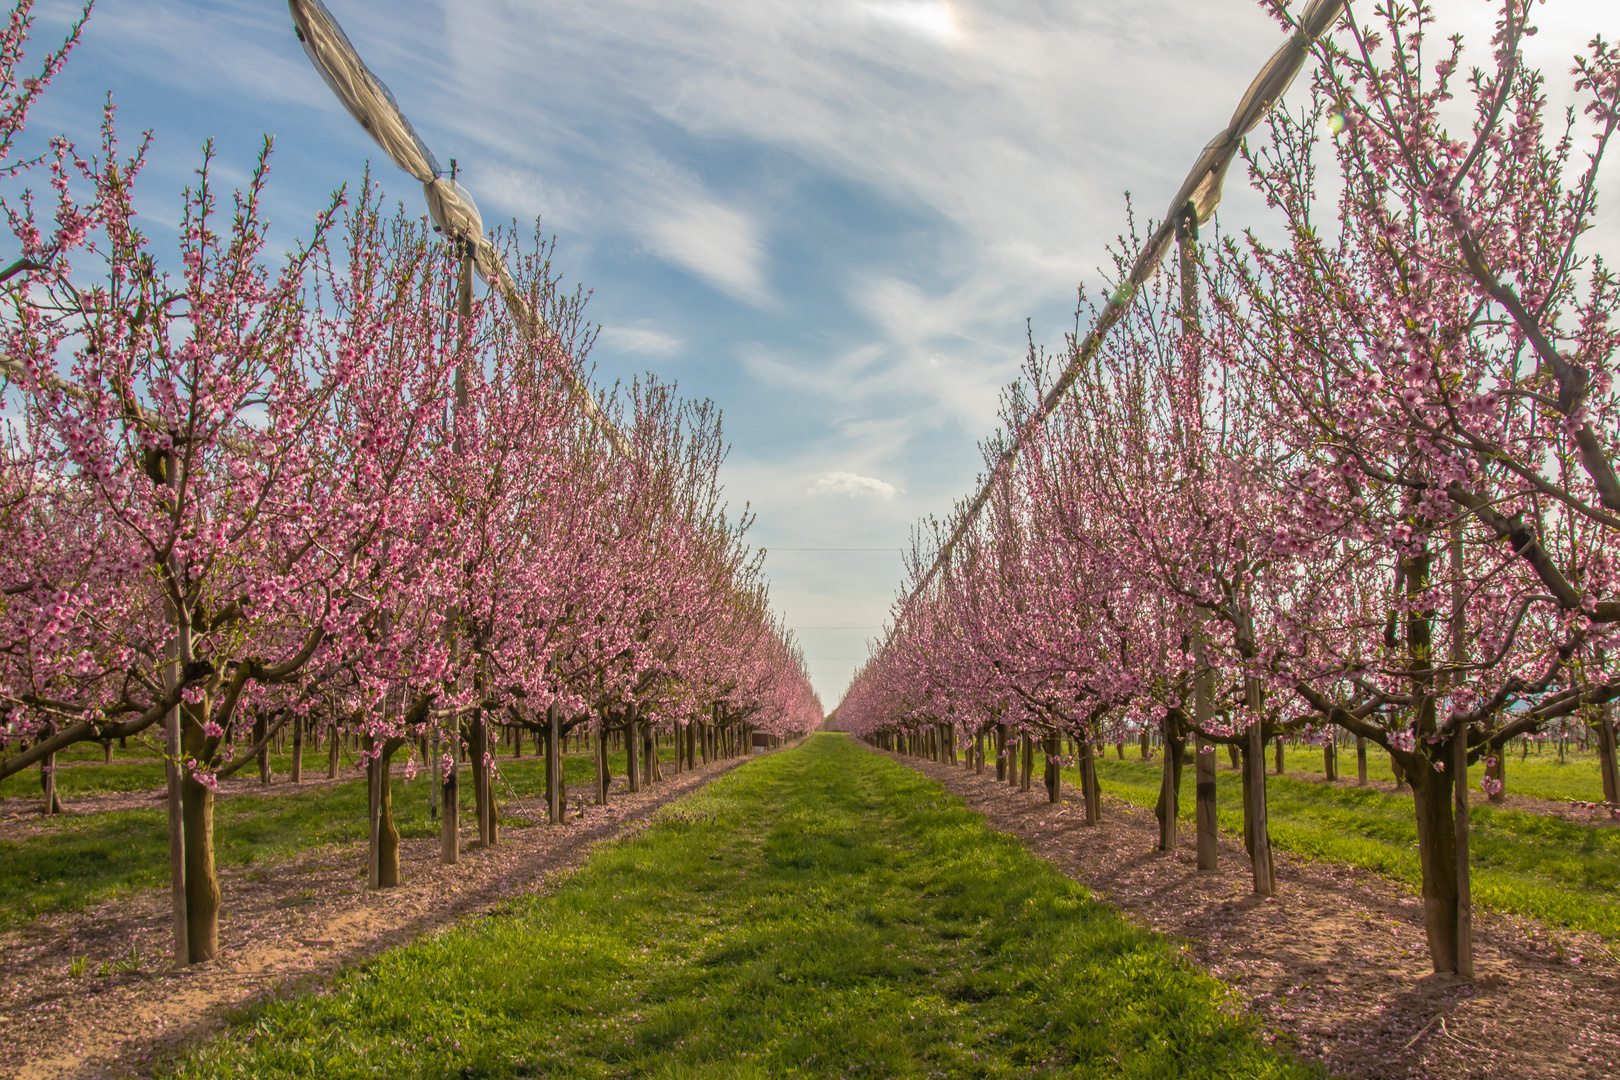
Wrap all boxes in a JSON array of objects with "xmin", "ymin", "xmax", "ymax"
[{"xmin": 23, "ymin": 0, "xmax": 1617, "ymax": 707}]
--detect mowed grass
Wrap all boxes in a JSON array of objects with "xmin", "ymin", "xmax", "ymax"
[
  {"xmin": 1251, "ymin": 741, "xmax": 1610, "ymax": 804},
  {"xmin": 0, "ymin": 737, "xmax": 617, "ymax": 799},
  {"xmin": 0, "ymin": 753, "xmax": 602, "ymax": 922},
  {"xmin": 1045, "ymin": 754, "xmax": 1620, "ymax": 938},
  {"xmin": 166, "ymin": 734, "xmax": 1316, "ymax": 1080}
]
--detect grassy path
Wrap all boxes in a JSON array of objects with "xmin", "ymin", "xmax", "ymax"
[{"xmin": 167, "ymin": 733, "xmax": 1311, "ymax": 1080}]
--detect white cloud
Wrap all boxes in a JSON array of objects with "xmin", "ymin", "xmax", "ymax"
[
  {"xmin": 809, "ymin": 471, "xmax": 899, "ymax": 500},
  {"xmin": 598, "ymin": 325, "xmax": 684, "ymax": 357},
  {"xmin": 640, "ymin": 197, "xmax": 771, "ymax": 305}
]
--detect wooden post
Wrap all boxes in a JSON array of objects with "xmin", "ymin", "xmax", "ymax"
[
  {"xmin": 1450, "ymin": 519, "xmax": 1473, "ymax": 977},
  {"xmin": 594, "ymin": 711, "xmax": 609, "ymax": 806},
  {"xmin": 1193, "ymin": 608, "xmax": 1217, "ymax": 872},
  {"xmin": 547, "ymin": 702, "xmax": 562, "ymax": 825},
  {"xmin": 162, "ymin": 594, "xmax": 189, "ymax": 967},
  {"xmin": 626, "ymin": 705, "xmax": 640, "ymax": 792},
  {"xmin": 1244, "ymin": 613, "xmax": 1275, "ymax": 896}
]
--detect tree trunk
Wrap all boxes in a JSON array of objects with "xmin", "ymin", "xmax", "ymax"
[
  {"xmin": 1244, "ymin": 706, "xmax": 1275, "ymax": 895},
  {"xmin": 328, "ymin": 724, "xmax": 341, "ymax": 779},
  {"xmin": 366, "ymin": 735, "xmax": 402, "ymax": 889},
  {"xmin": 179, "ymin": 768, "xmax": 220, "ymax": 962},
  {"xmin": 291, "ymin": 717, "xmax": 302, "ymax": 784},
  {"xmin": 1596, "ymin": 706, "xmax": 1620, "ymax": 805},
  {"xmin": 1081, "ymin": 738, "xmax": 1100, "ymax": 822},
  {"xmin": 1410, "ymin": 761, "xmax": 1461, "ymax": 973},
  {"xmin": 595, "ymin": 713, "xmax": 611, "ymax": 806},
  {"xmin": 441, "ymin": 726, "xmax": 460, "ymax": 865},
  {"xmin": 1155, "ymin": 713, "xmax": 1183, "ymax": 853},
  {"xmin": 254, "ymin": 712, "xmax": 270, "ymax": 785},
  {"xmin": 1274, "ymin": 737, "xmax": 1285, "ymax": 775},
  {"xmin": 1044, "ymin": 734, "xmax": 1060, "ymax": 804},
  {"xmin": 626, "ymin": 709, "xmax": 641, "ymax": 792},
  {"xmin": 1323, "ymin": 740, "xmax": 1338, "ymax": 782},
  {"xmin": 1196, "ymin": 738, "xmax": 1217, "ymax": 871},
  {"xmin": 1453, "ymin": 728, "xmax": 1473, "ymax": 978},
  {"xmin": 995, "ymin": 723, "xmax": 1008, "ymax": 782},
  {"xmin": 470, "ymin": 714, "xmax": 490, "ymax": 847},
  {"xmin": 1139, "ymin": 729, "xmax": 1150, "ymax": 759},
  {"xmin": 1019, "ymin": 733, "xmax": 1034, "ymax": 792},
  {"xmin": 1356, "ymin": 736, "xmax": 1368, "ymax": 786}
]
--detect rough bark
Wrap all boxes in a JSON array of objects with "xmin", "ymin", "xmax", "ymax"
[
  {"xmin": 440, "ymin": 728, "xmax": 460, "ymax": 866},
  {"xmin": 1155, "ymin": 712, "xmax": 1185, "ymax": 853},
  {"xmin": 366, "ymin": 735, "xmax": 403, "ymax": 889},
  {"xmin": 1596, "ymin": 706, "xmax": 1620, "ymax": 805},
  {"xmin": 179, "ymin": 768, "xmax": 219, "ymax": 962},
  {"xmin": 1411, "ymin": 762, "xmax": 1461, "ymax": 973},
  {"xmin": 1080, "ymin": 737, "xmax": 1100, "ymax": 823},
  {"xmin": 1196, "ymin": 737, "xmax": 1217, "ymax": 871},
  {"xmin": 290, "ymin": 718, "xmax": 302, "ymax": 784}
]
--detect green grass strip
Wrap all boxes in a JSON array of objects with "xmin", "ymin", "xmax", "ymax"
[
  {"xmin": 0, "ymin": 755, "xmax": 601, "ymax": 922},
  {"xmin": 1058, "ymin": 756, "xmax": 1620, "ymax": 938},
  {"xmin": 1247, "ymin": 743, "xmax": 1609, "ymax": 803},
  {"xmin": 166, "ymin": 733, "xmax": 1315, "ymax": 1080}
]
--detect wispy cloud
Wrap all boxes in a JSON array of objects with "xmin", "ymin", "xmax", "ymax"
[
  {"xmin": 640, "ymin": 197, "xmax": 771, "ymax": 306},
  {"xmin": 809, "ymin": 471, "xmax": 900, "ymax": 500},
  {"xmin": 598, "ymin": 325, "xmax": 684, "ymax": 357}
]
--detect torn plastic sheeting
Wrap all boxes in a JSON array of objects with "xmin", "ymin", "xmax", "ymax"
[
  {"xmin": 424, "ymin": 177, "xmax": 485, "ymax": 241},
  {"xmin": 288, "ymin": 0, "xmax": 441, "ymax": 184},
  {"xmin": 1178, "ymin": 0, "xmax": 1347, "ymax": 223}
]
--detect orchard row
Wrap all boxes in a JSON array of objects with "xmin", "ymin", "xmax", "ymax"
[
  {"xmin": 837, "ymin": 1, "xmax": 1620, "ymax": 976},
  {"xmin": 0, "ymin": 3, "xmax": 818, "ymax": 964}
]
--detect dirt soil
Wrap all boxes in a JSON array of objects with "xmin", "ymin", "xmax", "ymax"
[
  {"xmin": 880, "ymin": 747, "xmax": 1620, "ymax": 1080},
  {"xmin": 0, "ymin": 754, "xmax": 753, "ymax": 1080}
]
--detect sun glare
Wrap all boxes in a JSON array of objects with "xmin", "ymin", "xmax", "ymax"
[{"xmin": 858, "ymin": 1, "xmax": 963, "ymax": 44}]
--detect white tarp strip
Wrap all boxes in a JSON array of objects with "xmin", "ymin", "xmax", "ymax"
[{"xmin": 288, "ymin": 0, "xmax": 440, "ymax": 183}]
